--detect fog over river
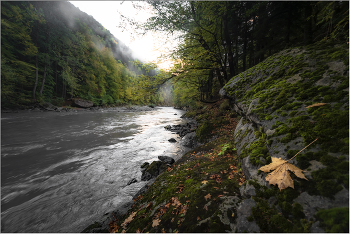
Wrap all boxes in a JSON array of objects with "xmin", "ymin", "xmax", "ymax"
[{"xmin": 1, "ymin": 107, "xmax": 190, "ymax": 232}]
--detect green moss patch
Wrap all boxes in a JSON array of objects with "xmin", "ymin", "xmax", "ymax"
[{"xmin": 316, "ymin": 207, "xmax": 349, "ymax": 233}]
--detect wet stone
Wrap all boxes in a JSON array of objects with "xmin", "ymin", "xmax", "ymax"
[
  {"xmin": 158, "ymin": 156, "xmax": 175, "ymax": 165},
  {"xmin": 126, "ymin": 178, "xmax": 137, "ymax": 186},
  {"xmin": 168, "ymin": 138, "xmax": 177, "ymax": 142},
  {"xmin": 140, "ymin": 162, "xmax": 150, "ymax": 169}
]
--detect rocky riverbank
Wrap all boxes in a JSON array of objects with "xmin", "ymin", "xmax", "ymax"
[{"xmin": 82, "ymin": 41, "xmax": 348, "ymax": 233}]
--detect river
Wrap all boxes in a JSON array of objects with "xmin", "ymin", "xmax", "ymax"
[{"xmin": 1, "ymin": 107, "xmax": 190, "ymax": 232}]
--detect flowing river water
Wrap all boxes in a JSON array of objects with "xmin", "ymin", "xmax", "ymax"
[{"xmin": 1, "ymin": 107, "xmax": 190, "ymax": 232}]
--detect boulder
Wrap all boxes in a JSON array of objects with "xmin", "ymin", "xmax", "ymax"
[
  {"xmin": 220, "ymin": 42, "xmax": 349, "ymax": 231},
  {"xmin": 141, "ymin": 161, "xmax": 168, "ymax": 181},
  {"xmin": 158, "ymin": 156, "xmax": 175, "ymax": 165},
  {"xmin": 181, "ymin": 132, "xmax": 196, "ymax": 148},
  {"xmin": 72, "ymin": 98, "xmax": 93, "ymax": 108}
]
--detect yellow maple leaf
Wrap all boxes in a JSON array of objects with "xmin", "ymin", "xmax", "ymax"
[
  {"xmin": 201, "ymin": 180, "xmax": 208, "ymax": 184},
  {"xmin": 260, "ymin": 157, "xmax": 308, "ymax": 190},
  {"xmin": 260, "ymin": 138, "xmax": 317, "ymax": 190}
]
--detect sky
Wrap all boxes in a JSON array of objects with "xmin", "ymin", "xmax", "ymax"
[{"xmin": 70, "ymin": 1, "xmax": 178, "ymax": 70}]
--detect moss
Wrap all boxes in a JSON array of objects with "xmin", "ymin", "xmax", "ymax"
[
  {"xmin": 316, "ymin": 207, "xmax": 349, "ymax": 233},
  {"xmin": 251, "ymin": 197, "xmax": 304, "ymax": 233},
  {"xmin": 292, "ymin": 203, "xmax": 305, "ymax": 220},
  {"xmin": 195, "ymin": 121, "xmax": 213, "ymax": 143}
]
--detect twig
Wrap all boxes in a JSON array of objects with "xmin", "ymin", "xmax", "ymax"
[{"xmin": 287, "ymin": 138, "xmax": 318, "ymax": 162}]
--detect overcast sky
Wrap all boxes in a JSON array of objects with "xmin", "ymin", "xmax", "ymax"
[{"xmin": 70, "ymin": 1, "xmax": 178, "ymax": 70}]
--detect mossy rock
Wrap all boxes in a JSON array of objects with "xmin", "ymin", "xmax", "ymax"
[{"xmin": 221, "ymin": 41, "xmax": 349, "ymax": 232}]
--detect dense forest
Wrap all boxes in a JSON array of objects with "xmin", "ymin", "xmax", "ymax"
[
  {"xmin": 1, "ymin": 1, "xmax": 166, "ymax": 109},
  {"xmin": 143, "ymin": 1, "xmax": 348, "ymax": 108},
  {"xmin": 1, "ymin": 1, "xmax": 349, "ymax": 110}
]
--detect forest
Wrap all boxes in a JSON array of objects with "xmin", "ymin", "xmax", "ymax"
[
  {"xmin": 1, "ymin": 1, "xmax": 165, "ymax": 109},
  {"xmin": 1, "ymin": 1, "xmax": 349, "ymax": 109}
]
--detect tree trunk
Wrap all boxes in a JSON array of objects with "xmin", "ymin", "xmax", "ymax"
[
  {"xmin": 215, "ymin": 68, "xmax": 224, "ymax": 87},
  {"xmin": 223, "ymin": 12, "xmax": 235, "ymax": 77},
  {"xmin": 39, "ymin": 55, "xmax": 47, "ymax": 95},
  {"xmin": 243, "ymin": 19, "xmax": 247, "ymax": 71},
  {"xmin": 304, "ymin": 2, "xmax": 313, "ymax": 45},
  {"xmin": 55, "ymin": 61, "xmax": 58, "ymax": 96},
  {"xmin": 33, "ymin": 53, "xmax": 39, "ymax": 100}
]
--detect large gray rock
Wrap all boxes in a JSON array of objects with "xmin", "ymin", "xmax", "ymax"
[
  {"xmin": 235, "ymin": 198, "xmax": 260, "ymax": 233},
  {"xmin": 181, "ymin": 132, "xmax": 196, "ymax": 148},
  {"xmin": 293, "ymin": 188, "xmax": 349, "ymax": 221}
]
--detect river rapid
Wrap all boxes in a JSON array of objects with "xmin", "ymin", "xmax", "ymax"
[{"xmin": 1, "ymin": 107, "xmax": 190, "ymax": 232}]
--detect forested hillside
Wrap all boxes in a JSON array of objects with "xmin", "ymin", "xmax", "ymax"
[
  {"xmin": 1, "ymin": 1, "xmax": 163, "ymax": 109},
  {"xmin": 143, "ymin": 1, "xmax": 348, "ymax": 108}
]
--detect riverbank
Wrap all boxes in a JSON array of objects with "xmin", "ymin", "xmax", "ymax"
[
  {"xmin": 82, "ymin": 99, "xmax": 243, "ymax": 232},
  {"xmin": 82, "ymin": 42, "xmax": 349, "ymax": 233},
  {"xmin": 1, "ymin": 104, "xmax": 157, "ymax": 114}
]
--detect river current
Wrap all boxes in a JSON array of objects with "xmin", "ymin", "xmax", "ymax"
[{"xmin": 1, "ymin": 107, "xmax": 189, "ymax": 232}]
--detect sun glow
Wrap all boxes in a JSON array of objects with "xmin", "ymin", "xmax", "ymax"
[{"xmin": 70, "ymin": 1, "xmax": 179, "ymax": 70}]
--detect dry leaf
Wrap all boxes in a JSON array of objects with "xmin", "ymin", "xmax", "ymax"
[
  {"xmin": 121, "ymin": 212, "xmax": 137, "ymax": 228},
  {"xmin": 204, "ymin": 205, "xmax": 208, "ymax": 211},
  {"xmin": 201, "ymin": 180, "xmax": 208, "ymax": 184},
  {"xmin": 146, "ymin": 202, "xmax": 153, "ymax": 209},
  {"xmin": 197, "ymin": 216, "xmax": 201, "ymax": 221},
  {"xmin": 152, "ymin": 218, "xmax": 161, "ymax": 227},
  {"xmin": 136, "ymin": 228, "xmax": 141, "ymax": 233},
  {"xmin": 161, "ymin": 228, "xmax": 166, "ymax": 233},
  {"xmin": 232, "ymin": 213, "xmax": 235, "ymax": 217},
  {"xmin": 218, "ymin": 195, "xmax": 224, "ymax": 198},
  {"xmin": 306, "ymin": 103, "xmax": 327, "ymax": 108},
  {"xmin": 259, "ymin": 157, "xmax": 308, "ymax": 190},
  {"xmin": 204, "ymin": 193, "xmax": 211, "ymax": 200}
]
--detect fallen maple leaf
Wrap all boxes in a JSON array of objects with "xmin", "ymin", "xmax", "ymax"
[
  {"xmin": 201, "ymin": 180, "xmax": 209, "ymax": 184},
  {"xmin": 197, "ymin": 216, "xmax": 201, "ymax": 221},
  {"xmin": 136, "ymin": 228, "xmax": 141, "ymax": 233},
  {"xmin": 204, "ymin": 193, "xmax": 211, "ymax": 200},
  {"xmin": 204, "ymin": 205, "xmax": 208, "ymax": 211},
  {"xmin": 260, "ymin": 138, "xmax": 317, "ymax": 190},
  {"xmin": 152, "ymin": 218, "xmax": 161, "ymax": 227},
  {"xmin": 306, "ymin": 103, "xmax": 327, "ymax": 108},
  {"xmin": 218, "ymin": 195, "xmax": 224, "ymax": 198},
  {"xmin": 121, "ymin": 212, "xmax": 137, "ymax": 228}
]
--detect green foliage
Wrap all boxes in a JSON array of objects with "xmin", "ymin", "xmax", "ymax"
[{"xmin": 316, "ymin": 207, "xmax": 349, "ymax": 233}]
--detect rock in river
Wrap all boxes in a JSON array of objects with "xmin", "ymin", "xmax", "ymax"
[
  {"xmin": 141, "ymin": 161, "xmax": 168, "ymax": 181},
  {"xmin": 126, "ymin": 178, "xmax": 137, "ymax": 186},
  {"xmin": 168, "ymin": 138, "xmax": 177, "ymax": 142},
  {"xmin": 158, "ymin": 156, "xmax": 175, "ymax": 165}
]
